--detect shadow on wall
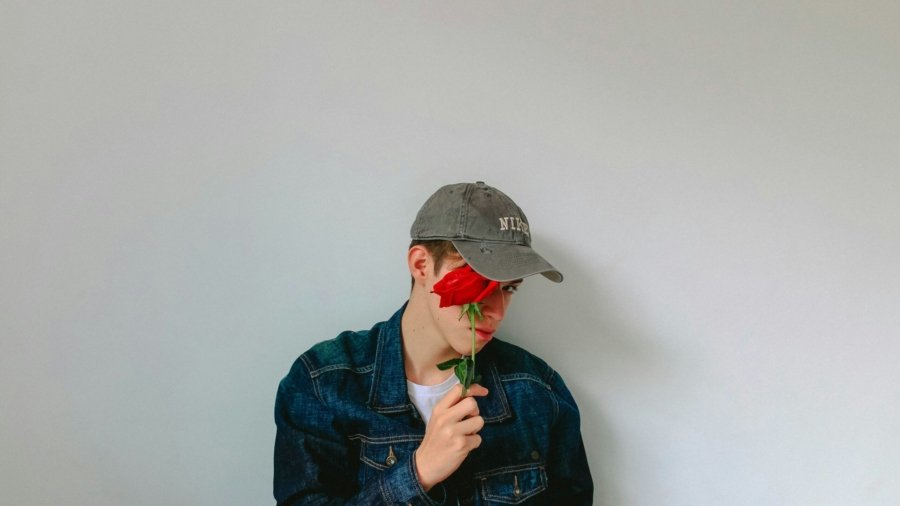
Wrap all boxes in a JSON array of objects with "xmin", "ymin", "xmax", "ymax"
[{"xmin": 505, "ymin": 237, "xmax": 672, "ymax": 506}]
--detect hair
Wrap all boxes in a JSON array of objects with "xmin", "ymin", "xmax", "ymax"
[{"xmin": 408, "ymin": 239, "xmax": 462, "ymax": 289}]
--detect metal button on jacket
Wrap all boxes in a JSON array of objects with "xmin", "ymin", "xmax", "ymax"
[{"xmin": 385, "ymin": 446, "xmax": 397, "ymax": 466}]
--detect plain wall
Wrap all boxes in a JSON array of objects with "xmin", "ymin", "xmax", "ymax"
[{"xmin": 2, "ymin": 1, "xmax": 898, "ymax": 504}]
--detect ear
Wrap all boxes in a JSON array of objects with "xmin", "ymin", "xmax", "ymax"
[{"xmin": 407, "ymin": 245, "xmax": 431, "ymax": 288}]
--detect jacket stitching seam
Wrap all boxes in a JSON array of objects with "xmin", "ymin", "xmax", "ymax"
[
  {"xmin": 499, "ymin": 375, "xmax": 551, "ymax": 390},
  {"xmin": 474, "ymin": 462, "xmax": 545, "ymax": 478},
  {"xmin": 367, "ymin": 331, "xmax": 385, "ymax": 408},
  {"xmin": 349, "ymin": 434, "xmax": 424, "ymax": 444},
  {"xmin": 307, "ymin": 363, "xmax": 375, "ymax": 377},
  {"xmin": 298, "ymin": 355, "xmax": 325, "ymax": 404}
]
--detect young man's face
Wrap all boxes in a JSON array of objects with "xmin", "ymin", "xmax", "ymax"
[{"xmin": 425, "ymin": 255, "xmax": 522, "ymax": 357}]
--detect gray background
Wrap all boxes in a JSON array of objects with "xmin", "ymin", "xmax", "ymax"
[{"xmin": 2, "ymin": 1, "xmax": 898, "ymax": 505}]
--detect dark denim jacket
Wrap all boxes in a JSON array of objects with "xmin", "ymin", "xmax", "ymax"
[{"xmin": 274, "ymin": 303, "xmax": 593, "ymax": 505}]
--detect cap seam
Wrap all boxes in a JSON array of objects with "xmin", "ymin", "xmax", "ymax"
[{"xmin": 457, "ymin": 184, "xmax": 472, "ymax": 237}]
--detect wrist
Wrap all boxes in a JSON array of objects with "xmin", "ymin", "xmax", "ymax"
[{"xmin": 413, "ymin": 449, "xmax": 434, "ymax": 491}]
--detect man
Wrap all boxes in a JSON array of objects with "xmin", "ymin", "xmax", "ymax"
[{"xmin": 274, "ymin": 181, "xmax": 592, "ymax": 504}]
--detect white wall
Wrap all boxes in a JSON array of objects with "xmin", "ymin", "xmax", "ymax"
[{"xmin": 2, "ymin": 2, "xmax": 898, "ymax": 504}]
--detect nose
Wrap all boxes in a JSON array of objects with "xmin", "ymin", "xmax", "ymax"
[{"xmin": 479, "ymin": 286, "xmax": 507, "ymax": 322}]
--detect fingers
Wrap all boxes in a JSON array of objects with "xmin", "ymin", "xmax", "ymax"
[
  {"xmin": 429, "ymin": 399, "xmax": 476, "ymax": 430},
  {"xmin": 442, "ymin": 427, "xmax": 484, "ymax": 452},
  {"xmin": 465, "ymin": 433, "xmax": 482, "ymax": 451},
  {"xmin": 435, "ymin": 383, "xmax": 489, "ymax": 411},
  {"xmin": 456, "ymin": 415, "xmax": 485, "ymax": 435},
  {"xmin": 434, "ymin": 384, "xmax": 466, "ymax": 411},
  {"xmin": 466, "ymin": 384, "xmax": 489, "ymax": 398}
]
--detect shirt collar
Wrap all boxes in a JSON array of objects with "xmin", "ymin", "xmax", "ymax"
[{"xmin": 368, "ymin": 302, "xmax": 512, "ymax": 423}]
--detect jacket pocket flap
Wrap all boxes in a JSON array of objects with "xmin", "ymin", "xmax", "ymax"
[
  {"xmin": 357, "ymin": 438, "xmax": 420, "ymax": 471},
  {"xmin": 478, "ymin": 464, "xmax": 547, "ymax": 504}
]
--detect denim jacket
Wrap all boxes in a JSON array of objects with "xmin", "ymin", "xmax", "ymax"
[{"xmin": 274, "ymin": 303, "xmax": 593, "ymax": 505}]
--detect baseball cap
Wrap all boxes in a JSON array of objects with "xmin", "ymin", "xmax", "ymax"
[{"xmin": 410, "ymin": 181, "xmax": 563, "ymax": 283}]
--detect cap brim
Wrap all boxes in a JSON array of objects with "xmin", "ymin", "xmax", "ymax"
[{"xmin": 452, "ymin": 240, "xmax": 563, "ymax": 283}]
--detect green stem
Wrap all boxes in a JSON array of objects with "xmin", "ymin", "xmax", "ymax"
[{"xmin": 468, "ymin": 307, "xmax": 476, "ymax": 381}]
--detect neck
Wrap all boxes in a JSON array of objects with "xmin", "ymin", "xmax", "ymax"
[{"xmin": 401, "ymin": 292, "xmax": 458, "ymax": 385}]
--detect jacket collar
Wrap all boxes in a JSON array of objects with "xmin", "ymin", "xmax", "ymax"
[{"xmin": 368, "ymin": 302, "xmax": 512, "ymax": 423}]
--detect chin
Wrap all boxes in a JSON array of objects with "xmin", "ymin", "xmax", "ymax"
[{"xmin": 453, "ymin": 344, "xmax": 478, "ymax": 357}]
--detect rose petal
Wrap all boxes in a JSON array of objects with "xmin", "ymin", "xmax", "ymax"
[{"xmin": 432, "ymin": 265, "xmax": 495, "ymax": 307}]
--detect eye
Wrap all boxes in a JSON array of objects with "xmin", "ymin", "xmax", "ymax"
[{"xmin": 502, "ymin": 284, "xmax": 520, "ymax": 293}]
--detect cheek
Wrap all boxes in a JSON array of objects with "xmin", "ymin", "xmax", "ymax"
[
  {"xmin": 430, "ymin": 304, "xmax": 456, "ymax": 326},
  {"xmin": 439, "ymin": 306, "xmax": 462, "ymax": 324}
]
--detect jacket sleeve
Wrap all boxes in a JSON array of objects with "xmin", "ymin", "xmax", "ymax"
[
  {"xmin": 544, "ymin": 368, "xmax": 594, "ymax": 504},
  {"xmin": 273, "ymin": 357, "xmax": 444, "ymax": 505}
]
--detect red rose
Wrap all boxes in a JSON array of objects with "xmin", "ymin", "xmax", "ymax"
[
  {"xmin": 431, "ymin": 264, "xmax": 500, "ymax": 395},
  {"xmin": 432, "ymin": 265, "xmax": 499, "ymax": 308}
]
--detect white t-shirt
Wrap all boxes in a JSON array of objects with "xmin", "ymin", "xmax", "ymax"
[{"xmin": 406, "ymin": 373, "xmax": 460, "ymax": 425}]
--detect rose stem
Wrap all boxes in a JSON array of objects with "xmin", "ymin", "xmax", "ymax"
[{"xmin": 468, "ymin": 306, "xmax": 476, "ymax": 384}]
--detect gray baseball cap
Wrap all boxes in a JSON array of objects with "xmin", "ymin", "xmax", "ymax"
[{"xmin": 410, "ymin": 181, "xmax": 563, "ymax": 283}]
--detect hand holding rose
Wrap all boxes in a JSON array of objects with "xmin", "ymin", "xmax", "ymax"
[{"xmin": 414, "ymin": 383, "xmax": 489, "ymax": 491}]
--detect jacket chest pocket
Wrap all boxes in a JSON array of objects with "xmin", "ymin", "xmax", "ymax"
[
  {"xmin": 476, "ymin": 464, "xmax": 547, "ymax": 505},
  {"xmin": 355, "ymin": 437, "xmax": 421, "ymax": 484}
]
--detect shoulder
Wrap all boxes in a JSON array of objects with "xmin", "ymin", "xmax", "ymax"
[
  {"xmin": 303, "ymin": 323, "xmax": 382, "ymax": 373},
  {"xmin": 485, "ymin": 338, "xmax": 581, "ymax": 425},
  {"xmin": 485, "ymin": 338, "xmax": 579, "ymax": 407},
  {"xmin": 281, "ymin": 320, "xmax": 384, "ymax": 386},
  {"xmin": 484, "ymin": 337, "xmax": 556, "ymax": 388}
]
